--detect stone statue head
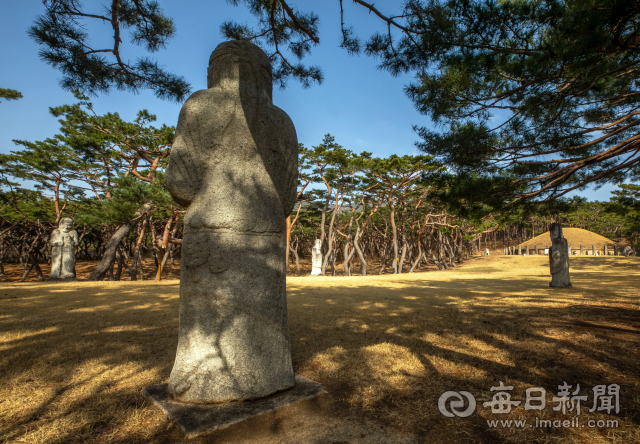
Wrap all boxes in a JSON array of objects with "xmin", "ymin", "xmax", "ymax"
[
  {"xmin": 314, "ymin": 239, "xmax": 321, "ymax": 249},
  {"xmin": 550, "ymin": 223, "xmax": 563, "ymax": 241},
  {"xmin": 207, "ymin": 40, "xmax": 273, "ymax": 102},
  {"xmin": 59, "ymin": 217, "xmax": 74, "ymax": 233}
]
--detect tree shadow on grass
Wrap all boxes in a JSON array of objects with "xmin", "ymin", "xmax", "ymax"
[{"xmin": 0, "ymin": 257, "xmax": 638, "ymax": 443}]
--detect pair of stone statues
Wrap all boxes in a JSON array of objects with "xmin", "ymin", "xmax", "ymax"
[{"xmin": 160, "ymin": 41, "xmax": 580, "ymax": 408}]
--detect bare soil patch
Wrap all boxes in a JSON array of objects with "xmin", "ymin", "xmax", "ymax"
[
  {"xmin": 1, "ymin": 254, "xmax": 638, "ymax": 443},
  {"xmin": 0, "ymin": 258, "xmax": 182, "ymax": 283}
]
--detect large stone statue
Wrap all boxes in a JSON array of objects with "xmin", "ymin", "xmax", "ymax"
[
  {"xmin": 310, "ymin": 239, "xmax": 323, "ymax": 275},
  {"xmin": 164, "ymin": 40, "xmax": 298, "ymax": 404},
  {"xmin": 549, "ymin": 223, "xmax": 571, "ymax": 288},
  {"xmin": 48, "ymin": 217, "xmax": 78, "ymax": 281}
]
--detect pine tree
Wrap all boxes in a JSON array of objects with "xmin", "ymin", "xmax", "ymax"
[
  {"xmin": 0, "ymin": 88, "xmax": 23, "ymax": 102},
  {"xmin": 27, "ymin": 1, "xmax": 640, "ymax": 201}
]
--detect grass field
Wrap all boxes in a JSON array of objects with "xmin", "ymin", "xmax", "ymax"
[{"xmin": 0, "ymin": 254, "xmax": 638, "ymax": 443}]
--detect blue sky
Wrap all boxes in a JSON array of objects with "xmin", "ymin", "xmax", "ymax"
[{"xmin": 0, "ymin": 0, "xmax": 620, "ymax": 201}]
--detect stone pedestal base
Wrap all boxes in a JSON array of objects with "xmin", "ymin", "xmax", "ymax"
[{"xmin": 142, "ymin": 374, "xmax": 325, "ymax": 439}]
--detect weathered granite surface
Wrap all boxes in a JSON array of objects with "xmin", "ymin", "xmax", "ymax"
[
  {"xmin": 549, "ymin": 223, "xmax": 571, "ymax": 288},
  {"xmin": 164, "ymin": 40, "xmax": 298, "ymax": 404},
  {"xmin": 47, "ymin": 217, "xmax": 77, "ymax": 281},
  {"xmin": 310, "ymin": 239, "xmax": 322, "ymax": 276}
]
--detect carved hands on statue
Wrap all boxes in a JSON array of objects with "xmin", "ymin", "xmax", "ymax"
[{"xmin": 50, "ymin": 231, "xmax": 62, "ymax": 247}]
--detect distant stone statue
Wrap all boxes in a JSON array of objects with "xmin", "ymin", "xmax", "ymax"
[
  {"xmin": 623, "ymin": 246, "xmax": 634, "ymax": 257},
  {"xmin": 484, "ymin": 248, "xmax": 490, "ymax": 256},
  {"xmin": 310, "ymin": 239, "xmax": 323, "ymax": 275},
  {"xmin": 164, "ymin": 40, "xmax": 298, "ymax": 404},
  {"xmin": 48, "ymin": 217, "xmax": 78, "ymax": 281},
  {"xmin": 549, "ymin": 223, "xmax": 571, "ymax": 288}
]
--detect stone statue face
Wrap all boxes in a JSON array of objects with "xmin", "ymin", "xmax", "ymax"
[
  {"xmin": 314, "ymin": 239, "xmax": 321, "ymax": 248},
  {"xmin": 59, "ymin": 218, "xmax": 73, "ymax": 233},
  {"xmin": 550, "ymin": 223, "xmax": 562, "ymax": 240}
]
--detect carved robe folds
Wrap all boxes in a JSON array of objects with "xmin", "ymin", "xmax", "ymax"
[
  {"xmin": 164, "ymin": 41, "xmax": 298, "ymax": 403},
  {"xmin": 48, "ymin": 218, "xmax": 78, "ymax": 281}
]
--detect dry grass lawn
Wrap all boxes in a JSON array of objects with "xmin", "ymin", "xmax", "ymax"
[{"xmin": 0, "ymin": 254, "xmax": 639, "ymax": 443}]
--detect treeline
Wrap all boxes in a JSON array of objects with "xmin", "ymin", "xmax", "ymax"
[{"xmin": 1, "ymin": 98, "xmax": 638, "ymax": 281}]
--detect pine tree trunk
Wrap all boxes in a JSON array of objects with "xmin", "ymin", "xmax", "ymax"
[
  {"xmin": 0, "ymin": 241, "xmax": 5, "ymax": 276},
  {"xmin": 114, "ymin": 248, "xmax": 124, "ymax": 281},
  {"xmin": 352, "ymin": 222, "xmax": 366, "ymax": 276},
  {"xmin": 88, "ymin": 221, "xmax": 138, "ymax": 281},
  {"xmin": 410, "ymin": 242, "xmax": 423, "ymax": 272},
  {"xmin": 138, "ymin": 254, "xmax": 146, "ymax": 280},
  {"xmin": 130, "ymin": 218, "xmax": 147, "ymax": 281},
  {"xmin": 289, "ymin": 241, "xmax": 299, "ymax": 273}
]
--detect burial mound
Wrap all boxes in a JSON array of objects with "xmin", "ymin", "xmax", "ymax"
[{"xmin": 519, "ymin": 227, "xmax": 617, "ymax": 249}]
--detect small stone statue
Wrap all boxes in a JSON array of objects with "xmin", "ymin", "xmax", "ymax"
[
  {"xmin": 484, "ymin": 248, "xmax": 490, "ymax": 256},
  {"xmin": 48, "ymin": 217, "xmax": 78, "ymax": 281},
  {"xmin": 310, "ymin": 239, "xmax": 323, "ymax": 275},
  {"xmin": 164, "ymin": 41, "xmax": 298, "ymax": 404},
  {"xmin": 549, "ymin": 223, "xmax": 571, "ymax": 288},
  {"xmin": 623, "ymin": 246, "xmax": 633, "ymax": 257}
]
